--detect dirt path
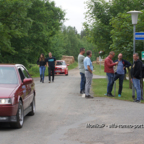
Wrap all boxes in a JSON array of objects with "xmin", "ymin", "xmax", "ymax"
[{"xmin": 0, "ymin": 68, "xmax": 144, "ymax": 144}]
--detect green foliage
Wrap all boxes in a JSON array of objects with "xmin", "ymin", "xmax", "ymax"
[
  {"xmin": 0, "ymin": 0, "xmax": 97, "ymax": 67},
  {"xmin": 110, "ymin": 11, "xmax": 144, "ymax": 62},
  {"xmin": 0, "ymin": 0, "xmax": 32, "ymax": 62},
  {"xmin": 84, "ymin": 0, "xmax": 144, "ymax": 59},
  {"xmin": 0, "ymin": 0, "xmax": 65, "ymax": 66}
]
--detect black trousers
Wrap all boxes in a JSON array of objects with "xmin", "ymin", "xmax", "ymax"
[{"xmin": 48, "ymin": 67, "xmax": 55, "ymax": 81}]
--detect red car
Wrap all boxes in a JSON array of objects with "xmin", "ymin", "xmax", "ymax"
[
  {"xmin": 55, "ymin": 60, "xmax": 69, "ymax": 76},
  {"xmin": 0, "ymin": 64, "xmax": 36, "ymax": 128}
]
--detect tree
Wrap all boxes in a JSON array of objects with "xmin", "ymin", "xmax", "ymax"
[
  {"xmin": 84, "ymin": 0, "xmax": 144, "ymax": 58},
  {"xmin": 110, "ymin": 10, "xmax": 144, "ymax": 62},
  {"xmin": 0, "ymin": 0, "xmax": 32, "ymax": 63}
]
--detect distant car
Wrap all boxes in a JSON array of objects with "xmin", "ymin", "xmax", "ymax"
[
  {"xmin": 55, "ymin": 60, "xmax": 69, "ymax": 76},
  {"xmin": 0, "ymin": 64, "xmax": 36, "ymax": 128}
]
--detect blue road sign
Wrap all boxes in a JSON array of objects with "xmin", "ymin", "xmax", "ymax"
[{"xmin": 135, "ymin": 32, "xmax": 144, "ymax": 40}]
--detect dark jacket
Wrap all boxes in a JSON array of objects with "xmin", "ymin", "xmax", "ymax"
[
  {"xmin": 114, "ymin": 59, "xmax": 131, "ymax": 74},
  {"xmin": 37, "ymin": 58, "xmax": 46, "ymax": 66},
  {"xmin": 131, "ymin": 59, "xmax": 142, "ymax": 79}
]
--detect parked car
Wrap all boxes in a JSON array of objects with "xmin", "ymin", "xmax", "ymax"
[
  {"xmin": 0, "ymin": 64, "xmax": 36, "ymax": 128},
  {"xmin": 55, "ymin": 60, "xmax": 69, "ymax": 76}
]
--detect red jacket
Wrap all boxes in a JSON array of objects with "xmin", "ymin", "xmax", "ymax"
[{"xmin": 104, "ymin": 56, "xmax": 116, "ymax": 73}]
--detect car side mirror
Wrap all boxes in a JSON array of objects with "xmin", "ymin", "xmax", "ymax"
[
  {"xmin": 67, "ymin": 64, "xmax": 69, "ymax": 66},
  {"xmin": 23, "ymin": 78, "xmax": 33, "ymax": 85}
]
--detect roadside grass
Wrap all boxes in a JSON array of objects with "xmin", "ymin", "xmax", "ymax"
[
  {"xmin": 28, "ymin": 64, "xmax": 48, "ymax": 78},
  {"xmin": 93, "ymin": 64, "xmax": 105, "ymax": 76},
  {"xmin": 68, "ymin": 62, "xmax": 78, "ymax": 70},
  {"xmin": 92, "ymin": 78, "xmax": 144, "ymax": 103},
  {"xmin": 28, "ymin": 62, "xmax": 78, "ymax": 78}
]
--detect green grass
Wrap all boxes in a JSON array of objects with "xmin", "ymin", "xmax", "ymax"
[
  {"xmin": 92, "ymin": 78, "xmax": 144, "ymax": 103},
  {"xmin": 68, "ymin": 62, "xmax": 78, "ymax": 70},
  {"xmin": 93, "ymin": 64, "xmax": 106, "ymax": 76},
  {"xmin": 28, "ymin": 64, "xmax": 48, "ymax": 78}
]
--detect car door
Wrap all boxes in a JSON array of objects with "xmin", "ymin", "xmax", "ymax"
[
  {"xmin": 18, "ymin": 67, "xmax": 29, "ymax": 110},
  {"xmin": 21, "ymin": 66, "xmax": 33, "ymax": 107}
]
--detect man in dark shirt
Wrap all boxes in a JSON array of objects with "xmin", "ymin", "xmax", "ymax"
[
  {"xmin": 46, "ymin": 52, "xmax": 56, "ymax": 83},
  {"xmin": 131, "ymin": 53, "xmax": 142, "ymax": 103},
  {"xmin": 114, "ymin": 53, "xmax": 131, "ymax": 97}
]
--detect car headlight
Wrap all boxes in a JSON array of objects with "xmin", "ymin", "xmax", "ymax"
[{"xmin": 0, "ymin": 99, "xmax": 11, "ymax": 104}]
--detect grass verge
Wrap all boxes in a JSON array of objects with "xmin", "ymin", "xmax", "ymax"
[
  {"xmin": 68, "ymin": 62, "xmax": 78, "ymax": 70},
  {"xmin": 93, "ymin": 64, "xmax": 105, "ymax": 76},
  {"xmin": 28, "ymin": 64, "xmax": 48, "ymax": 78},
  {"xmin": 92, "ymin": 78, "xmax": 144, "ymax": 103}
]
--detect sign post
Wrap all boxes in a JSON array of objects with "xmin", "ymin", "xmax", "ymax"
[
  {"xmin": 135, "ymin": 32, "xmax": 144, "ymax": 40},
  {"xmin": 142, "ymin": 51, "xmax": 144, "ymax": 60}
]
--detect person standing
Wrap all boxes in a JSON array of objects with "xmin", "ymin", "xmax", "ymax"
[
  {"xmin": 46, "ymin": 52, "xmax": 56, "ymax": 83},
  {"xmin": 131, "ymin": 53, "xmax": 142, "ymax": 103},
  {"xmin": 104, "ymin": 51, "xmax": 118, "ymax": 97},
  {"xmin": 37, "ymin": 53, "xmax": 46, "ymax": 83},
  {"xmin": 113, "ymin": 53, "xmax": 131, "ymax": 97},
  {"xmin": 78, "ymin": 48, "xmax": 86, "ymax": 94},
  {"xmin": 84, "ymin": 50, "xmax": 94, "ymax": 98}
]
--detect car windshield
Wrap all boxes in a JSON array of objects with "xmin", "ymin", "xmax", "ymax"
[
  {"xmin": 56, "ymin": 61, "xmax": 66, "ymax": 66},
  {"xmin": 0, "ymin": 66, "xmax": 18, "ymax": 84}
]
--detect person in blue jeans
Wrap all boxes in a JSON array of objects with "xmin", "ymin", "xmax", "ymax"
[
  {"xmin": 78, "ymin": 48, "xmax": 86, "ymax": 94},
  {"xmin": 104, "ymin": 51, "xmax": 118, "ymax": 97},
  {"xmin": 37, "ymin": 53, "xmax": 46, "ymax": 83},
  {"xmin": 113, "ymin": 53, "xmax": 131, "ymax": 97},
  {"xmin": 131, "ymin": 53, "xmax": 142, "ymax": 103}
]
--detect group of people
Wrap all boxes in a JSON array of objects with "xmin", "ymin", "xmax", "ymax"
[
  {"xmin": 105, "ymin": 51, "xmax": 143, "ymax": 103},
  {"xmin": 37, "ymin": 52, "xmax": 56, "ymax": 83},
  {"xmin": 78, "ymin": 49, "xmax": 143, "ymax": 103}
]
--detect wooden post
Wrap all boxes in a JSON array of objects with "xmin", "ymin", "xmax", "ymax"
[{"xmin": 128, "ymin": 67, "xmax": 132, "ymax": 89}]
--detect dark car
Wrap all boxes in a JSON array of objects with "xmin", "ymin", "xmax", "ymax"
[{"xmin": 0, "ymin": 64, "xmax": 36, "ymax": 128}]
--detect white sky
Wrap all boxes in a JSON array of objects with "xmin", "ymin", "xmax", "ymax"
[{"xmin": 53, "ymin": 0, "xmax": 109, "ymax": 33}]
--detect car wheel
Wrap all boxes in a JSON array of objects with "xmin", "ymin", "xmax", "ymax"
[
  {"xmin": 65, "ymin": 73, "xmax": 68, "ymax": 76},
  {"xmin": 28, "ymin": 96, "xmax": 36, "ymax": 116},
  {"xmin": 10, "ymin": 100, "xmax": 24, "ymax": 129}
]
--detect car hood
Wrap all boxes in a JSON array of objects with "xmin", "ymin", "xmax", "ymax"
[
  {"xmin": 0, "ymin": 84, "xmax": 18, "ymax": 98},
  {"xmin": 55, "ymin": 65, "xmax": 66, "ymax": 68}
]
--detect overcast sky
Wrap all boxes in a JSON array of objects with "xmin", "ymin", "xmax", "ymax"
[{"xmin": 53, "ymin": 0, "xmax": 109, "ymax": 33}]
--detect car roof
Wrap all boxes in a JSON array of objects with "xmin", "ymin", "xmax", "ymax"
[
  {"xmin": 57, "ymin": 60, "xmax": 65, "ymax": 62},
  {"xmin": 0, "ymin": 64, "xmax": 24, "ymax": 67}
]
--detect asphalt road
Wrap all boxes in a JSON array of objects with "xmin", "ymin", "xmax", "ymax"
[{"xmin": 0, "ymin": 68, "xmax": 144, "ymax": 144}]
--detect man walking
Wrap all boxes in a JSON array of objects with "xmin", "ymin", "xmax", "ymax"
[
  {"xmin": 46, "ymin": 52, "xmax": 56, "ymax": 83},
  {"xmin": 84, "ymin": 50, "xmax": 94, "ymax": 98},
  {"xmin": 114, "ymin": 53, "xmax": 131, "ymax": 97},
  {"xmin": 104, "ymin": 51, "xmax": 118, "ymax": 97},
  {"xmin": 131, "ymin": 53, "xmax": 142, "ymax": 103},
  {"xmin": 78, "ymin": 48, "xmax": 85, "ymax": 94}
]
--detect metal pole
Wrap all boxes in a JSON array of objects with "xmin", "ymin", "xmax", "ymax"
[
  {"xmin": 133, "ymin": 25, "xmax": 136, "ymax": 54},
  {"xmin": 132, "ymin": 24, "xmax": 136, "ymax": 98}
]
